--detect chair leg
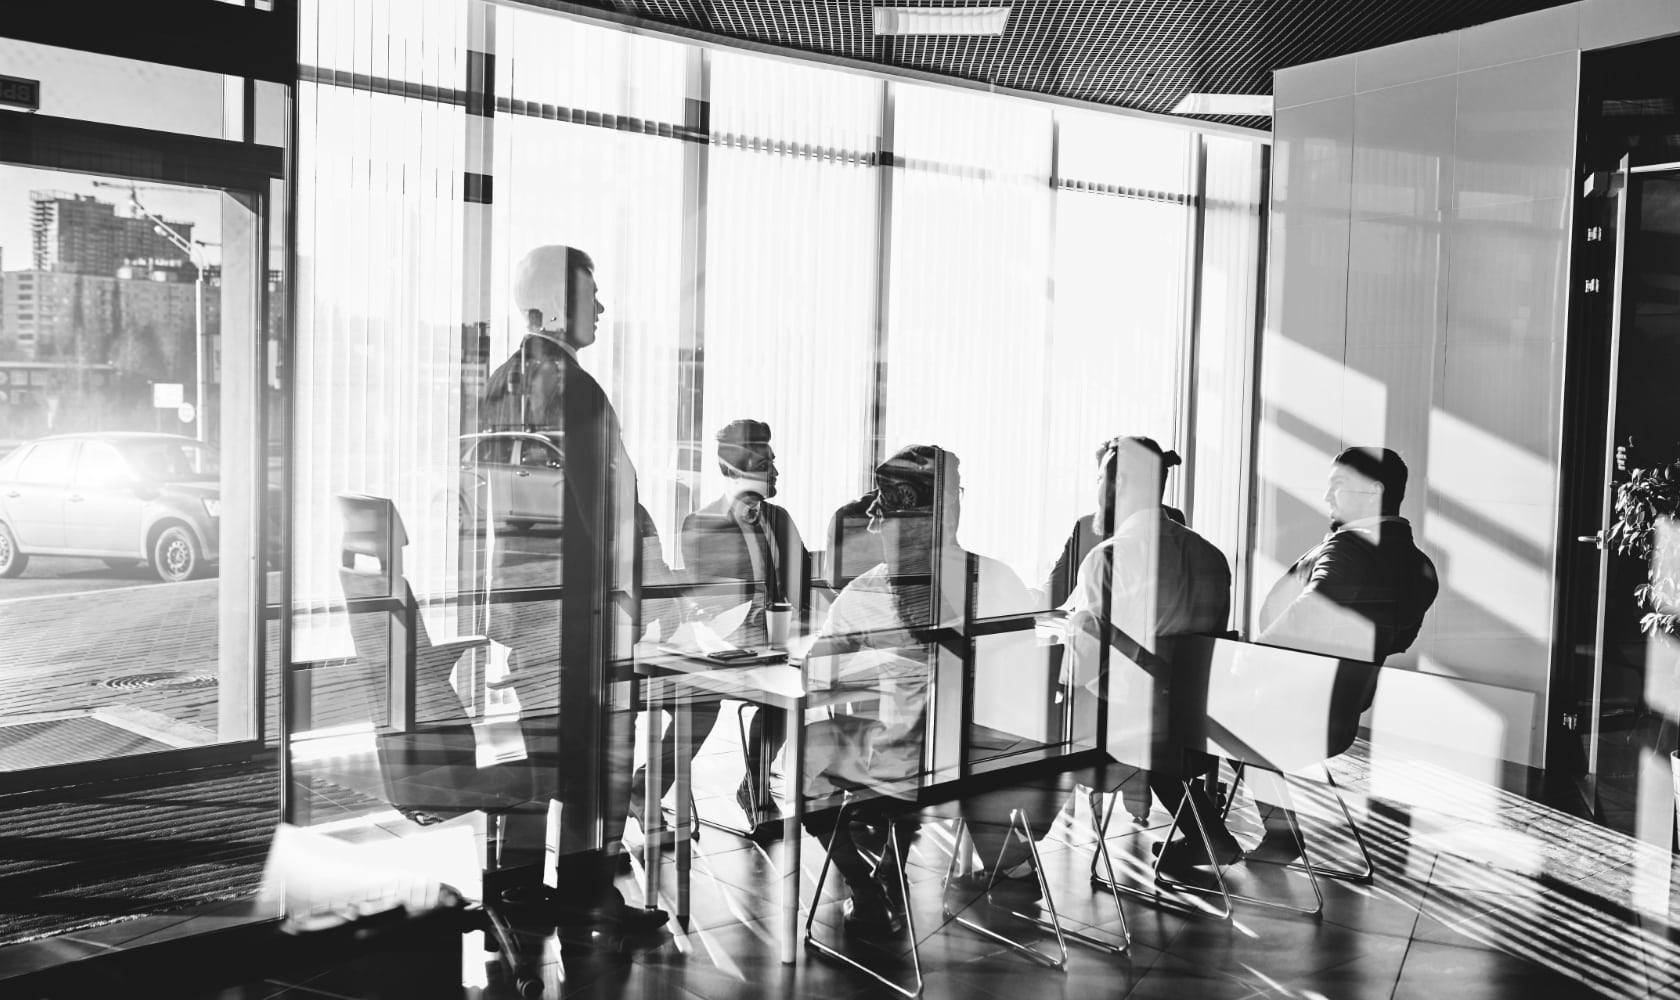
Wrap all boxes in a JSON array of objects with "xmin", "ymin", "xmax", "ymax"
[
  {"xmin": 1149, "ymin": 780, "xmax": 1237, "ymax": 921},
  {"xmin": 804, "ymin": 794, "xmax": 924, "ymax": 999},
  {"xmin": 1156, "ymin": 769, "xmax": 1326, "ymax": 918},
  {"xmin": 1087, "ymin": 783, "xmax": 1220, "ymax": 919},
  {"xmin": 1221, "ymin": 761, "xmax": 1247, "ymax": 822},
  {"xmin": 1084, "ymin": 788, "xmax": 1134, "ymax": 948},
  {"xmin": 942, "ymin": 814, "xmax": 1069, "ymax": 968},
  {"xmin": 1243, "ymin": 765, "xmax": 1374, "ymax": 884}
]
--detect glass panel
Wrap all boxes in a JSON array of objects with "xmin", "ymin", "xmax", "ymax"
[
  {"xmin": 1191, "ymin": 137, "xmax": 1265, "ymax": 566},
  {"xmin": 705, "ymin": 51, "xmax": 880, "ymax": 592},
  {"xmin": 497, "ymin": 3, "xmax": 687, "ymax": 121},
  {"xmin": 280, "ymin": 3, "xmax": 1260, "ymax": 935},
  {"xmin": 0, "ymin": 165, "xmax": 271, "ymax": 765},
  {"xmin": 885, "ymin": 83, "xmax": 1054, "ymax": 590}
]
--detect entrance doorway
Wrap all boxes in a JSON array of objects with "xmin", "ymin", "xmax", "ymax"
[
  {"xmin": 1554, "ymin": 161, "xmax": 1680, "ymax": 845},
  {"xmin": 0, "ymin": 88, "xmax": 285, "ymax": 788}
]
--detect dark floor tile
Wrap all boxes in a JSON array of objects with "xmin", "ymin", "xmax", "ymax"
[
  {"xmin": 1269, "ymin": 953, "xmax": 1406, "ymax": 1000},
  {"xmin": 1312, "ymin": 868, "xmax": 1430, "ymax": 942},
  {"xmin": 634, "ymin": 920, "xmax": 883, "ymax": 1000},
  {"xmin": 1409, "ymin": 883, "xmax": 1659, "ymax": 997},
  {"xmin": 0, "ymin": 934, "xmax": 115, "ymax": 981},
  {"xmin": 1121, "ymin": 949, "xmax": 1276, "ymax": 1000},
  {"xmin": 1165, "ymin": 904, "xmax": 1410, "ymax": 986},
  {"xmin": 1393, "ymin": 939, "xmax": 1609, "ymax": 1000},
  {"xmin": 919, "ymin": 952, "xmax": 1149, "ymax": 1000}
]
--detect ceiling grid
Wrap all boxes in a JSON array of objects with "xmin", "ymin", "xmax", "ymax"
[{"xmin": 619, "ymin": 0, "xmax": 1577, "ymax": 129}]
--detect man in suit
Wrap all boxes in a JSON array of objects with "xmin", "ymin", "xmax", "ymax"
[
  {"xmin": 633, "ymin": 419, "xmax": 811, "ymax": 839},
  {"xmin": 479, "ymin": 245, "xmax": 666, "ymax": 935}
]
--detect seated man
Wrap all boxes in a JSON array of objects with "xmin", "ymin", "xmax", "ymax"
[
  {"xmin": 802, "ymin": 445, "xmax": 1029, "ymax": 936},
  {"xmin": 1060, "ymin": 436, "xmax": 1236, "ymax": 869},
  {"xmin": 632, "ymin": 419, "xmax": 811, "ymax": 839},
  {"xmin": 1044, "ymin": 436, "xmax": 1187, "ymax": 605},
  {"xmin": 1251, "ymin": 446, "xmax": 1438, "ymax": 853}
]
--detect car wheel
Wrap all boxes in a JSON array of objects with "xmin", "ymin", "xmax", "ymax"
[
  {"xmin": 152, "ymin": 524, "xmax": 204, "ymax": 583},
  {"xmin": 0, "ymin": 524, "xmax": 27, "ymax": 578},
  {"xmin": 457, "ymin": 492, "xmax": 480, "ymax": 534}
]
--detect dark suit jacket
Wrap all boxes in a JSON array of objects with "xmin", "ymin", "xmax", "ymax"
[{"xmin": 681, "ymin": 497, "xmax": 812, "ymax": 642}]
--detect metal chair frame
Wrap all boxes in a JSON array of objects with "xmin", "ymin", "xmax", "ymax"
[
  {"xmin": 1219, "ymin": 761, "xmax": 1375, "ymax": 884},
  {"xmin": 1086, "ymin": 770, "xmax": 1325, "ymax": 920},
  {"xmin": 942, "ymin": 809, "xmax": 1129, "ymax": 963},
  {"xmin": 803, "ymin": 792, "xmax": 924, "ymax": 999}
]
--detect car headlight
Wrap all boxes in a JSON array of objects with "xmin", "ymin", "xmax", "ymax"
[{"xmin": 203, "ymin": 498, "xmax": 221, "ymax": 519}]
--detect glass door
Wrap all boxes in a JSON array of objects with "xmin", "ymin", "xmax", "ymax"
[
  {"xmin": 1558, "ymin": 162, "xmax": 1680, "ymax": 844},
  {"xmin": 0, "ymin": 118, "xmax": 282, "ymax": 783}
]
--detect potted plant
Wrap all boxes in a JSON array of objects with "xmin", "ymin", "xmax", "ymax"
[
  {"xmin": 1608, "ymin": 460, "xmax": 1680, "ymax": 639},
  {"xmin": 1607, "ymin": 458, "xmax": 1680, "ymax": 843}
]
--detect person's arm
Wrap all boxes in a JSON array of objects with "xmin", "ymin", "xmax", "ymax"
[
  {"xmin": 679, "ymin": 510, "xmax": 703, "ymax": 574},
  {"xmin": 778, "ymin": 510, "xmax": 815, "ymax": 623},
  {"xmin": 1255, "ymin": 534, "xmax": 1382, "ymax": 660},
  {"xmin": 1044, "ymin": 519, "xmax": 1082, "ymax": 606}
]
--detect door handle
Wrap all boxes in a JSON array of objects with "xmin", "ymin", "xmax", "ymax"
[
  {"xmin": 3, "ymin": 491, "xmax": 18, "ymax": 499},
  {"xmin": 68, "ymin": 494, "xmax": 85, "ymax": 503},
  {"xmin": 1577, "ymin": 531, "xmax": 1604, "ymax": 549},
  {"xmin": 515, "ymin": 471, "xmax": 531, "ymax": 478}
]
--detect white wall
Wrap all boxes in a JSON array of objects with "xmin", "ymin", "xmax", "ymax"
[{"xmin": 1261, "ymin": 0, "xmax": 1680, "ymax": 774}]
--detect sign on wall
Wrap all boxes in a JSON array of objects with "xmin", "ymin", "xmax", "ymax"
[{"xmin": 0, "ymin": 74, "xmax": 40, "ymax": 113}]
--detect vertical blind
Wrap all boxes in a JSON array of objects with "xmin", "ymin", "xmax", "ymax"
[{"xmin": 292, "ymin": 0, "xmax": 1261, "ymax": 649}]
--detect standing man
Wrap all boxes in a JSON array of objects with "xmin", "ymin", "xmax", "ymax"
[
  {"xmin": 480, "ymin": 244, "xmax": 665, "ymax": 934},
  {"xmin": 634, "ymin": 418, "xmax": 811, "ymax": 839},
  {"xmin": 1253, "ymin": 446, "xmax": 1438, "ymax": 851}
]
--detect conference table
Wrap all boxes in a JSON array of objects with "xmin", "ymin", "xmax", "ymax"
[{"xmin": 634, "ymin": 644, "xmax": 811, "ymax": 964}]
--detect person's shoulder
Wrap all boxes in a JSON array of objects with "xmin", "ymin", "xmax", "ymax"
[{"xmin": 1164, "ymin": 518, "xmax": 1231, "ymax": 571}]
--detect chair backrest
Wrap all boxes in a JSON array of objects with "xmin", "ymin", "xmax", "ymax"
[
  {"xmin": 332, "ymin": 493, "xmax": 542, "ymax": 819},
  {"xmin": 1163, "ymin": 635, "xmax": 1377, "ymax": 773}
]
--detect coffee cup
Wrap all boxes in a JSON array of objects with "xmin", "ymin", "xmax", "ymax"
[{"xmin": 766, "ymin": 601, "xmax": 792, "ymax": 648}]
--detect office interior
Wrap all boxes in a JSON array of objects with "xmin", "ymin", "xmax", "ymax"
[{"xmin": 4, "ymin": 0, "xmax": 1680, "ymax": 997}]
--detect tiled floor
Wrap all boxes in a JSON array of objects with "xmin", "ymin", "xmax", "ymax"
[
  {"xmin": 247, "ymin": 738, "xmax": 1680, "ymax": 999},
  {"xmin": 9, "ymin": 736, "xmax": 1680, "ymax": 999}
]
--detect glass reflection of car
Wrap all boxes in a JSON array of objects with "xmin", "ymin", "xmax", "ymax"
[
  {"xmin": 459, "ymin": 431, "xmax": 564, "ymax": 533},
  {"xmin": 0, "ymin": 432, "xmax": 221, "ymax": 582}
]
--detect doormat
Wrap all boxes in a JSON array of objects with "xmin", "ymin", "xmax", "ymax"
[{"xmin": 0, "ymin": 716, "xmax": 173, "ymax": 771}]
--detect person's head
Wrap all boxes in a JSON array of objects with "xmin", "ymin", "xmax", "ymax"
[
  {"xmin": 512, "ymin": 245, "xmax": 603, "ymax": 349},
  {"xmin": 1094, "ymin": 435, "xmax": 1180, "ymax": 532},
  {"xmin": 1326, "ymin": 446, "xmax": 1407, "ymax": 527},
  {"xmin": 716, "ymin": 418, "xmax": 778, "ymax": 504},
  {"xmin": 868, "ymin": 444, "xmax": 959, "ymax": 563}
]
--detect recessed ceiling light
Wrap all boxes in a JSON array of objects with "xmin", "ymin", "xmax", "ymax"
[
  {"xmin": 872, "ymin": 5, "xmax": 1011, "ymax": 37},
  {"xmin": 1171, "ymin": 93, "xmax": 1273, "ymax": 117}
]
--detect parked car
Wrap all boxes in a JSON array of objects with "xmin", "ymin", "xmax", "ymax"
[
  {"xmin": 459, "ymin": 430, "xmax": 565, "ymax": 533},
  {"xmin": 0, "ymin": 432, "xmax": 221, "ymax": 582}
]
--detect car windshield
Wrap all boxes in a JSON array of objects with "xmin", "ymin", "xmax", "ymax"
[{"xmin": 125, "ymin": 439, "xmax": 219, "ymax": 483}]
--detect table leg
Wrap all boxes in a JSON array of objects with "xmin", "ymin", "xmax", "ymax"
[
  {"xmin": 643, "ymin": 691, "xmax": 662, "ymax": 910},
  {"xmin": 781, "ymin": 697, "xmax": 804, "ymax": 964},
  {"xmin": 674, "ymin": 687, "xmax": 692, "ymax": 924}
]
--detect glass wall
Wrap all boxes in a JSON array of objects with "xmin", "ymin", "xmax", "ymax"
[{"xmin": 285, "ymin": 0, "xmax": 1262, "ymax": 872}]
